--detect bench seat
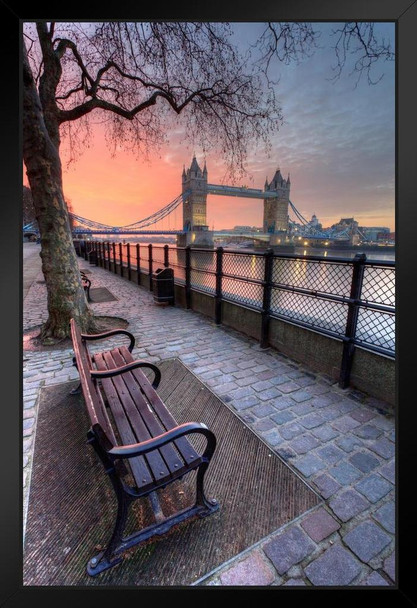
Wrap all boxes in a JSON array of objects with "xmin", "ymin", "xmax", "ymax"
[{"xmin": 70, "ymin": 318, "xmax": 219, "ymax": 576}]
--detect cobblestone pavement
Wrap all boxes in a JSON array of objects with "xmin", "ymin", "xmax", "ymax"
[{"xmin": 23, "ymin": 245, "xmax": 396, "ymax": 587}]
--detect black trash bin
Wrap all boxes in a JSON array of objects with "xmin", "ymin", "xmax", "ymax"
[{"xmin": 152, "ymin": 267, "xmax": 174, "ymax": 304}]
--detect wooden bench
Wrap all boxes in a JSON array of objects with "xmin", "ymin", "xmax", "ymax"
[
  {"xmin": 70, "ymin": 318, "xmax": 219, "ymax": 576},
  {"xmin": 80, "ymin": 271, "xmax": 92, "ymax": 302}
]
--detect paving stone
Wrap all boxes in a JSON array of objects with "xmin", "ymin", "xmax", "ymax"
[
  {"xmin": 257, "ymin": 387, "xmax": 283, "ymax": 401},
  {"xmin": 335, "ymin": 400, "xmax": 357, "ymax": 415},
  {"xmin": 299, "ymin": 412, "xmax": 326, "ymax": 430},
  {"xmin": 275, "ymin": 447, "xmax": 296, "ymax": 462},
  {"xmin": 293, "ymin": 376, "xmax": 315, "ymax": 388},
  {"xmin": 283, "ymin": 578, "xmax": 306, "ymax": 586},
  {"xmin": 316, "ymin": 444, "xmax": 345, "ymax": 465},
  {"xmin": 353, "ymin": 424, "xmax": 382, "ymax": 440},
  {"xmin": 289, "ymin": 390, "xmax": 312, "ymax": 403},
  {"xmin": 291, "ymin": 402, "xmax": 315, "ymax": 416},
  {"xmin": 261, "ymin": 428, "xmax": 283, "ymax": 447},
  {"xmin": 252, "ymin": 403, "xmax": 277, "ymax": 418},
  {"xmin": 269, "ymin": 375, "xmax": 291, "ymax": 386},
  {"xmin": 373, "ymin": 501, "xmax": 395, "ymax": 533},
  {"xmin": 379, "ymin": 461, "xmax": 395, "ymax": 484},
  {"xmin": 312, "ymin": 473, "xmax": 341, "ymax": 499},
  {"xmin": 368, "ymin": 437, "xmax": 395, "ymax": 460},
  {"xmin": 354, "ymin": 474, "xmax": 392, "ymax": 503},
  {"xmin": 219, "ymin": 551, "xmax": 275, "ymax": 586},
  {"xmin": 372, "ymin": 415, "xmax": 394, "ymax": 432},
  {"xmin": 350, "ymin": 409, "xmax": 376, "ymax": 423},
  {"xmin": 231, "ymin": 395, "xmax": 259, "ymax": 410},
  {"xmin": 335, "ymin": 436, "xmax": 363, "ymax": 453},
  {"xmin": 349, "ymin": 452, "xmax": 380, "ymax": 473},
  {"xmin": 383, "ymin": 552, "xmax": 395, "ymax": 581},
  {"xmin": 229, "ymin": 386, "xmax": 256, "ymax": 400},
  {"xmin": 264, "ymin": 526, "xmax": 316, "ymax": 575},
  {"xmin": 23, "ymin": 418, "xmax": 35, "ymax": 431},
  {"xmin": 287, "ymin": 370, "xmax": 304, "ymax": 379},
  {"xmin": 270, "ymin": 410, "xmax": 295, "ymax": 425},
  {"xmin": 240, "ymin": 413, "xmax": 255, "ymax": 424},
  {"xmin": 330, "ymin": 461, "xmax": 362, "ymax": 485},
  {"xmin": 199, "ymin": 369, "xmax": 223, "ymax": 381},
  {"xmin": 332, "ymin": 415, "xmax": 361, "ymax": 433},
  {"xmin": 289, "ymin": 434, "xmax": 320, "ymax": 454},
  {"xmin": 293, "ymin": 453, "xmax": 326, "ymax": 477},
  {"xmin": 252, "ymin": 380, "xmax": 273, "ymax": 392},
  {"xmin": 319, "ymin": 406, "xmax": 342, "ymax": 421},
  {"xmin": 309, "ymin": 394, "xmax": 334, "ymax": 408},
  {"xmin": 343, "ymin": 520, "xmax": 391, "ymax": 562},
  {"xmin": 361, "ymin": 571, "xmax": 390, "ymax": 586},
  {"xmin": 311, "ymin": 425, "xmax": 339, "ymax": 442},
  {"xmin": 329, "ymin": 489, "xmax": 369, "ymax": 522},
  {"xmin": 257, "ymin": 369, "xmax": 279, "ymax": 381},
  {"xmin": 304, "ymin": 545, "xmax": 362, "ymax": 586},
  {"xmin": 253, "ymin": 418, "xmax": 276, "ymax": 432},
  {"xmin": 279, "ymin": 422, "xmax": 305, "ymax": 440},
  {"xmin": 278, "ymin": 381, "xmax": 300, "ymax": 394},
  {"xmin": 271, "ymin": 396, "xmax": 296, "ymax": 411},
  {"xmin": 300, "ymin": 507, "xmax": 340, "ymax": 542},
  {"xmin": 306, "ymin": 384, "xmax": 330, "ymax": 397}
]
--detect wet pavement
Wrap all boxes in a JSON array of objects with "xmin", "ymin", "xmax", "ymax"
[{"xmin": 23, "ymin": 243, "xmax": 396, "ymax": 586}]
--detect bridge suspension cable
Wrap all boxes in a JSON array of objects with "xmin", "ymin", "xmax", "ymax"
[{"xmin": 68, "ymin": 191, "xmax": 190, "ymax": 233}]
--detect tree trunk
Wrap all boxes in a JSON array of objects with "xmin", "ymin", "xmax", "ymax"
[{"xmin": 23, "ymin": 46, "xmax": 96, "ymax": 340}]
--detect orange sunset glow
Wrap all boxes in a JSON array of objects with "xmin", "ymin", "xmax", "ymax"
[{"xmin": 23, "ymin": 22, "xmax": 395, "ymax": 233}]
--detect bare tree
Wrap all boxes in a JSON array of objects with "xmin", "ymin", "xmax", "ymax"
[
  {"xmin": 258, "ymin": 22, "xmax": 394, "ymax": 85},
  {"xmin": 23, "ymin": 21, "xmax": 281, "ymax": 340},
  {"xmin": 23, "ymin": 21, "xmax": 394, "ymax": 341}
]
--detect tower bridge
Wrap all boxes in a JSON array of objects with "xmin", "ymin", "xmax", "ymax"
[{"xmin": 23, "ymin": 155, "xmax": 355, "ymax": 247}]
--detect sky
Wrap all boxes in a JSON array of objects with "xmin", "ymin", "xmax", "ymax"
[{"xmin": 24, "ymin": 22, "xmax": 395, "ymax": 232}]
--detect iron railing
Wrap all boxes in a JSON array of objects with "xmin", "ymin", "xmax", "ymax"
[{"xmin": 80, "ymin": 241, "xmax": 395, "ymax": 388}]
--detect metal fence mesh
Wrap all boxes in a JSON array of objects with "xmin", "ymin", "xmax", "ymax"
[
  {"xmin": 356, "ymin": 307, "xmax": 395, "ymax": 352},
  {"xmin": 272, "ymin": 258, "xmax": 353, "ymax": 297},
  {"xmin": 95, "ymin": 243, "xmax": 395, "ymax": 357},
  {"xmin": 362, "ymin": 265, "xmax": 395, "ymax": 307},
  {"xmin": 271, "ymin": 289, "xmax": 348, "ymax": 335},
  {"xmin": 223, "ymin": 252, "xmax": 265, "ymax": 280}
]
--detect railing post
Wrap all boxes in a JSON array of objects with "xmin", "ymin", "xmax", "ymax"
[
  {"xmin": 339, "ymin": 253, "xmax": 367, "ymax": 388},
  {"xmin": 119, "ymin": 242, "xmax": 123, "ymax": 276},
  {"xmin": 164, "ymin": 244, "xmax": 169, "ymax": 268},
  {"xmin": 261, "ymin": 248, "xmax": 274, "ymax": 348},
  {"xmin": 215, "ymin": 247, "xmax": 223, "ymax": 324},
  {"xmin": 127, "ymin": 243, "xmax": 131, "ymax": 281},
  {"xmin": 185, "ymin": 246, "xmax": 191, "ymax": 309},
  {"xmin": 112, "ymin": 242, "xmax": 117, "ymax": 273},
  {"xmin": 136, "ymin": 243, "xmax": 141, "ymax": 285},
  {"xmin": 148, "ymin": 244, "xmax": 153, "ymax": 291},
  {"xmin": 107, "ymin": 242, "xmax": 111, "ymax": 271}
]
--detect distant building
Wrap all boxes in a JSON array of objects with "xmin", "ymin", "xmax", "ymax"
[
  {"xmin": 233, "ymin": 226, "xmax": 252, "ymax": 233},
  {"xmin": 358, "ymin": 226, "xmax": 391, "ymax": 242}
]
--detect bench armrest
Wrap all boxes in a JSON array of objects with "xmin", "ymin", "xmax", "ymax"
[
  {"xmin": 91, "ymin": 360, "xmax": 161, "ymax": 388},
  {"xmin": 81, "ymin": 329, "xmax": 135, "ymax": 353},
  {"xmin": 108, "ymin": 422, "xmax": 216, "ymax": 460}
]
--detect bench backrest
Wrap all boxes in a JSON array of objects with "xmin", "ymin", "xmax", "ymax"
[{"xmin": 70, "ymin": 319, "xmax": 117, "ymax": 447}]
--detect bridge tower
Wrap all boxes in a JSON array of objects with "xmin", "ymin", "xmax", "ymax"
[
  {"xmin": 263, "ymin": 169, "xmax": 291, "ymax": 246},
  {"xmin": 177, "ymin": 155, "xmax": 214, "ymax": 247}
]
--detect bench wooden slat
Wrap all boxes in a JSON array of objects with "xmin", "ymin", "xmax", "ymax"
[
  {"xmin": 100, "ymin": 351, "xmax": 174, "ymax": 484},
  {"xmin": 118, "ymin": 345, "xmax": 200, "ymax": 467},
  {"xmin": 102, "ymin": 349, "xmax": 186, "ymax": 478},
  {"xmin": 71, "ymin": 322, "xmax": 117, "ymax": 445},
  {"xmin": 94, "ymin": 352, "xmax": 165, "ymax": 489}
]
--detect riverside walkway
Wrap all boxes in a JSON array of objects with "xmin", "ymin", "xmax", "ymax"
[{"xmin": 23, "ymin": 242, "xmax": 395, "ymax": 587}]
